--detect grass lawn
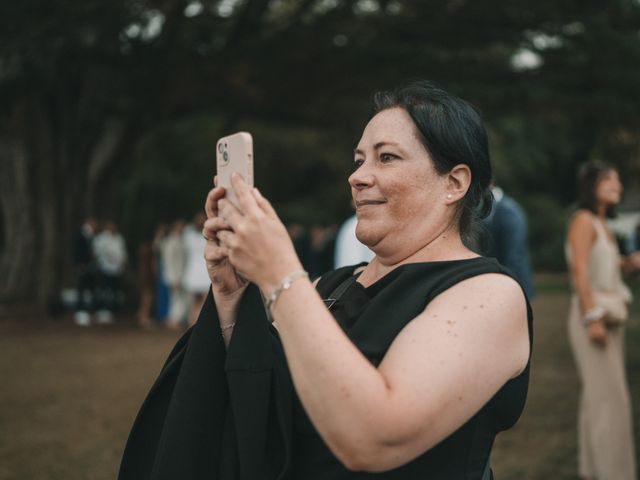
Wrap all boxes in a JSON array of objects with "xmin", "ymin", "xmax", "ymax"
[{"xmin": 1, "ymin": 276, "xmax": 639, "ymax": 480}]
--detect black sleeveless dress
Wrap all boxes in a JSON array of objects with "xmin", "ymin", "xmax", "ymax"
[{"xmin": 119, "ymin": 257, "xmax": 533, "ymax": 480}]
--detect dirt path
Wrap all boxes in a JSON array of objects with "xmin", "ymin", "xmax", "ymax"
[{"xmin": 1, "ymin": 289, "xmax": 638, "ymax": 480}]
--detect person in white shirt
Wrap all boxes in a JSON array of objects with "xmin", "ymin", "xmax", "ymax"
[
  {"xmin": 93, "ymin": 221, "xmax": 127, "ymax": 323},
  {"xmin": 162, "ymin": 219, "xmax": 188, "ymax": 329},
  {"xmin": 182, "ymin": 212, "xmax": 211, "ymax": 326},
  {"xmin": 334, "ymin": 212, "xmax": 374, "ymax": 268}
]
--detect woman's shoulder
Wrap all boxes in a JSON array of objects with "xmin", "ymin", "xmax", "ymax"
[
  {"xmin": 396, "ymin": 257, "xmax": 532, "ymax": 309},
  {"xmin": 569, "ymin": 209, "xmax": 595, "ymax": 227},
  {"xmin": 442, "ymin": 268, "xmax": 524, "ymax": 300},
  {"xmin": 567, "ymin": 209, "xmax": 597, "ymax": 236},
  {"xmin": 404, "ymin": 256, "xmax": 508, "ymax": 279}
]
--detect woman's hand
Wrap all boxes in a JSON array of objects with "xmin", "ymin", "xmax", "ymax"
[
  {"xmin": 628, "ymin": 251, "xmax": 640, "ymax": 271},
  {"xmin": 216, "ymin": 173, "xmax": 303, "ymax": 295},
  {"xmin": 587, "ymin": 319, "xmax": 608, "ymax": 347},
  {"xmin": 203, "ymin": 184, "xmax": 248, "ymax": 300}
]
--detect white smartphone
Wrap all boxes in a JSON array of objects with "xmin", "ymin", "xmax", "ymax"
[{"xmin": 216, "ymin": 132, "xmax": 254, "ymax": 207}]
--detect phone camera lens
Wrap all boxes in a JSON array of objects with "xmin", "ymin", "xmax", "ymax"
[
  {"xmin": 218, "ymin": 143, "xmax": 224, "ymax": 153},
  {"xmin": 223, "ymin": 151, "xmax": 229, "ymax": 163}
]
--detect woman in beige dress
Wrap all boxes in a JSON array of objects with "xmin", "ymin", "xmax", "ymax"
[{"xmin": 566, "ymin": 161, "xmax": 640, "ymax": 480}]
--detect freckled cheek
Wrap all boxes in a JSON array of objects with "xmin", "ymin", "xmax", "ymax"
[{"xmin": 386, "ymin": 187, "xmax": 427, "ymax": 224}]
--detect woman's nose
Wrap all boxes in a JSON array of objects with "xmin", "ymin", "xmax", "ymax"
[{"xmin": 348, "ymin": 162, "xmax": 374, "ymax": 190}]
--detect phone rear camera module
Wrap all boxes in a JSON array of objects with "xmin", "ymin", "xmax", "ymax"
[
  {"xmin": 222, "ymin": 151, "xmax": 229, "ymax": 163},
  {"xmin": 218, "ymin": 144, "xmax": 224, "ymax": 153}
]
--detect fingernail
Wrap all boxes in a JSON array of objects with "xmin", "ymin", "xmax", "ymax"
[{"xmin": 253, "ymin": 188, "xmax": 262, "ymax": 197}]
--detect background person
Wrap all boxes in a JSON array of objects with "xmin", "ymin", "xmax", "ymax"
[
  {"xmin": 162, "ymin": 219, "xmax": 187, "ymax": 329},
  {"xmin": 119, "ymin": 81, "xmax": 532, "ymax": 480},
  {"xmin": 565, "ymin": 161, "xmax": 640, "ymax": 480},
  {"xmin": 152, "ymin": 223, "xmax": 170, "ymax": 322},
  {"xmin": 73, "ymin": 217, "xmax": 98, "ymax": 326},
  {"xmin": 481, "ymin": 183, "xmax": 535, "ymax": 298},
  {"xmin": 182, "ymin": 212, "xmax": 210, "ymax": 326},
  {"xmin": 287, "ymin": 222, "xmax": 313, "ymax": 273},
  {"xmin": 334, "ymin": 210, "xmax": 375, "ymax": 269},
  {"xmin": 135, "ymin": 235, "xmax": 156, "ymax": 330},
  {"xmin": 309, "ymin": 223, "xmax": 337, "ymax": 278},
  {"xmin": 93, "ymin": 221, "xmax": 128, "ymax": 323}
]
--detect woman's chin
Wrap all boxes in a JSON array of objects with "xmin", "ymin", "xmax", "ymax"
[
  {"xmin": 605, "ymin": 195, "xmax": 620, "ymax": 206},
  {"xmin": 354, "ymin": 227, "xmax": 379, "ymax": 249},
  {"xmin": 356, "ymin": 233, "xmax": 381, "ymax": 252}
]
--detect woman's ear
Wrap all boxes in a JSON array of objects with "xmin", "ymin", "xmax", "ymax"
[{"xmin": 445, "ymin": 164, "xmax": 472, "ymax": 204}]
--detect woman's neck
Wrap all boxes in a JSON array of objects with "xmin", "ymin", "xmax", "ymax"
[{"xmin": 358, "ymin": 230, "xmax": 477, "ymax": 286}]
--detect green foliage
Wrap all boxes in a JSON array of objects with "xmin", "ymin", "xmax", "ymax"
[
  {"xmin": 117, "ymin": 114, "xmax": 357, "ymax": 252},
  {"xmin": 522, "ymin": 194, "xmax": 571, "ymax": 271},
  {"xmin": 119, "ymin": 115, "xmax": 226, "ymax": 245},
  {"xmin": 2, "ymin": 0, "xmax": 640, "ymax": 295}
]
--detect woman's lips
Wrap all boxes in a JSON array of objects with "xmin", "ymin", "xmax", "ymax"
[{"xmin": 355, "ymin": 199, "xmax": 387, "ymax": 211}]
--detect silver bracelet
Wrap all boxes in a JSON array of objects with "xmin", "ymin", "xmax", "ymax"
[
  {"xmin": 265, "ymin": 271, "xmax": 309, "ymax": 311},
  {"xmin": 583, "ymin": 306, "xmax": 605, "ymax": 326}
]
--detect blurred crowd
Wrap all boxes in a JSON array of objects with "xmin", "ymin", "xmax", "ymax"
[
  {"xmin": 73, "ymin": 218, "xmax": 127, "ymax": 326},
  {"xmin": 70, "ymin": 212, "xmax": 375, "ymax": 330},
  {"xmin": 72, "ymin": 213, "xmax": 212, "ymax": 329}
]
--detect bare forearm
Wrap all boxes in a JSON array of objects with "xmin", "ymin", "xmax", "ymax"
[
  {"xmin": 571, "ymin": 265, "xmax": 595, "ymax": 313},
  {"xmin": 271, "ymin": 280, "xmax": 393, "ymax": 463},
  {"xmin": 211, "ymin": 287, "xmax": 244, "ymax": 347},
  {"xmin": 621, "ymin": 253, "xmax": 640, "ymax": 274}
]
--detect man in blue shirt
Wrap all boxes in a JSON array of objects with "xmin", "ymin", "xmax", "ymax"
[{"xmin": 482, "ymin": 186, "xmax": 535, "ymax": 299}]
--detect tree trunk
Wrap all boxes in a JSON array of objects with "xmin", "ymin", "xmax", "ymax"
[
  {"xmin": 0, "ymin": 93, "xmax": 134, "ymax": 309},
  {"xmin": 0, "ymin": 104, "xmax": 37, "ymax": 306}
]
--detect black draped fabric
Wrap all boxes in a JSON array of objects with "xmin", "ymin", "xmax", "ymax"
[
  {"xmin": 118, "ymin": 284, "xmax": 292, "ymax": 480},
  {"xmin": 119, "ymin": 257, "xmax": 533, "ymax": 480}
]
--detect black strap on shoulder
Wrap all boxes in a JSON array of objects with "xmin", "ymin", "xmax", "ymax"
[
  {"xmin": 482, "ymin": 456, "xmax": 493, "ymax": 480},
  {"xmin": 322, "ymin": 274, "xmax": 359, "ymax": 310}
]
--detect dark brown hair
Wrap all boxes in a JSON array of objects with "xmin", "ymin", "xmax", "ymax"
[{"xmin": 577, "ymin": 161, "xmax": 618, "ymax": 218}]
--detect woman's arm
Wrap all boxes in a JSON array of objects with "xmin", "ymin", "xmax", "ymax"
[
  {"xmin": 566, "ymin": 210, "xmax": 607, "ymax": 346},
  {"xmin": 567, "ymin": 211, "xmax": 597, "ymax": 313},
  {"xmin": 270, "ymin": 272, "xmax": 528, "ymax": 472},
  {"xmin": 215, "ymin": 175, "xmax": 529, "ymax": 471},
  {"xmin": 203, "ymin": 184, "xmax": 249, "ymax": 346},
  {"xmin": 621, "ymin": 251, "xmax": 640, "ymax": 274}
]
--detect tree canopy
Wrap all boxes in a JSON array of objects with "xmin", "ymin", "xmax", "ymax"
[{"xmin": 1, "ymin": 0, "xmax": 639, "ymax": 305}]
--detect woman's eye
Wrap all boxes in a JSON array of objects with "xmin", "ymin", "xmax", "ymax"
[
  {"xmin": 380, "ymin": 153, "xmax": 397, "ymax": 162},
  {"xmin": 353, "ymin": 158, "xmax": 364, "ymax": 169}
]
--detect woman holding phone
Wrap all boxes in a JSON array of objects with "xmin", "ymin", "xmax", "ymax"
[{"xmin": 119, "ymin": 81, "xmax": 532, "ymax": 480}]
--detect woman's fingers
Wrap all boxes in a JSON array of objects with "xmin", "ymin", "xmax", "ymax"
[
  {"xmin": 203, "ymin": 216, "xmax": 231, "ymax": 237},
  {"xmin": 204, "ymin": 244, "xmax": 227, "ymax": 264},
  {"xmin": 205, "ymin": 186, "xmax": 226, "ymax": 218},
  {"xmin": 226, "ymin": 174, "xmax": 276, "ymax": 222},
  {"xmin": 587, "ymin": 321, "xmax": 608, "ymax": 348},
  {"xmin": 230, "ymin": 173, "xmax": 260, "ymax": 215},
  {"xmin": 252, "ymin": 187, "xmax": 277, "ymax": 217},
  {"xmin": 218, "ymin": 198, "xmax": 244, "ymax": 228},
  {"xmin": 216, "ymin": 229, "xmax": 235, "ymax": 249}
]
